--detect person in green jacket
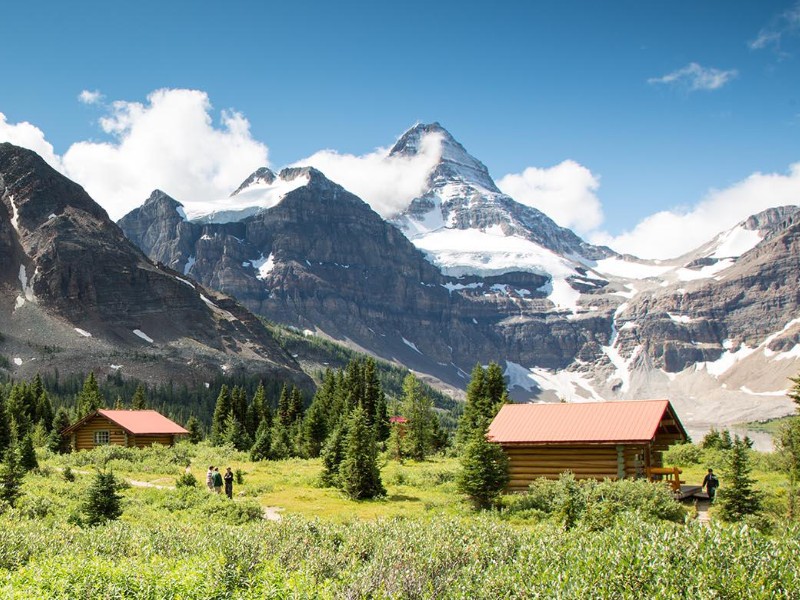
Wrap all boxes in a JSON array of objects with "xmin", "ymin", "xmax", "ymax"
[{"xmin": 213, "ymin": 467, "xmax": 223, "ymax": 494}]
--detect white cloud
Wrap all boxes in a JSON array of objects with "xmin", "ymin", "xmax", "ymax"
[
  {"xmin": 0, "ymin": 112, "xmax": 63, "ymax": 170},
  {"xmin": 749, "ymin": 1, "xmax": 800, "ymax": 51},
  {"xmin": 496, "ymin": 160, "xmax": 603, "ymax": 233},
  {"xmin": 61, "ymin": 88, "xmax": 269, "ymax": 219},
  {"xmin": 292, "ymin": 131, "xmax": 443, "ymax": 218},
  {"xmin": 648, "ymin": 62, "xmax": 738, "ymax": 91},
  {"xmin": 78, "ymin": 90, "xmax": 104, "ymax": 105},
  {"xmin": 590, "ymin": 163, "xmax": 800, "ymax": 259}
]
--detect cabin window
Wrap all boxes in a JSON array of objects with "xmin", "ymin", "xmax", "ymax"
[{"xmin": 94, "ymin": 430, "xmax": 110, "ymax": 445}]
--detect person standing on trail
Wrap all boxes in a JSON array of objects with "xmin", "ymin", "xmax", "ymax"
[
  {"xmin": 224, "ymin": 467, "xmax": 234, "ymax": 499},
  {"xmin": 206, "ymin": 466, "xmax": 215, "ymax": 491},
  {"xmin": 702, "ymin": 468, "xmax": 719, "ymax": 502},
  {"xmin": 213, "ymin": 467, "xmax": 223, "ymax": 494}
]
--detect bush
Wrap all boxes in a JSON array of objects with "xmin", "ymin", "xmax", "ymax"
[
  {"xmin": 175, "ymin": 471, "xmax": 198, "ymax": 488},
  {"xmin": 82, "ymin": 470, "xmax": 123, "ymax": 526},
  {"xmin": 663, "ymin": 442, "xmax": 703, "ymax": 466}
]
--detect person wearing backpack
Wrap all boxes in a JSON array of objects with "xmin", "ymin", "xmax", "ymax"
[{"xmin": 703, "ymin": 468, "xmax": 719, "ymax": 502}]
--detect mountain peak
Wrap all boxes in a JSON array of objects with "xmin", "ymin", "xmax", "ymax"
[
  {"xmin": 390, "ymin": 122, "xmax": 499, "ymax": 193},
  {"xmin": 231, "ymin": 167, "xmax": 277, "ymax": 197}
]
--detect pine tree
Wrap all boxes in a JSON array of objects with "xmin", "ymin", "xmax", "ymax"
[
  {"xmin": 222, "ymin": 413, "xmax": 251, "ymax": 451},
  {"xmin": 18, "ymin": 433, "xmax": 38, "ymax": 472},
  {"xmin": 277, "ymin": 384, "xmax": 291, "ymax": 427},
  {"xmin": 456, "ymin": 364, "xmax": 488, "ymax": 447},
  {"xmin": 35, "ymin": 389, "xmax": 54, "ymax": 432},
  {"xmin": 231, "ymin": 386, "xmax": 248, "ymax": 426},
  {"xmin": 83, "ymin": 470, "xmax": 123, "ymax": 525},
  {"xmin": 401, "ymin": 374, "xmax": 434, "ymax": 461},
  {"xmin": 717, "ymin": 435, "xmax": 762, "ymax": 522},
  {"xmin": 338, "ymin": 405, "xmax": 385, "ymax": 500},
  {"xmin": 6, "ymin": 384, "xmax": 33, "ymax": 439},
  {"xmin": 778, "ymin": 418, "xmax": 800, "ymax": 519},
  {"xmin": 457, "ymin": 426, "xmax": 509, "ymax": 510},
  {"xmin": 302, "ymin": 400, "xmax": 328, "ymax": 458},
  {"xmin": 0, "ymin": 446, "xmax": 25, "ymax": 507},
  {"xmin": 185, "ymin": 415, "xmax": 203, "ymax": 443},
  {"xmin": 0, "ymin": 390, "xmax": 10, "ymax": 456},
  {"xmin": 210, "ymin": 385, "xmax": 233, "ymax": 445},
  {"xmin": 131, "ymin": 384, "xmax": 147, "ymax": 410},
  {"xmin": 76, "ymin": 373, "xmax": 104, "ymax": 418},
  {"xmin": 362, "ymin": 358, "xmax": 380, "ymax": 427},
  {"xmin": 250, "ymin": 420, "xmax": 272, "ymax": 461},
  {"xmin": 288, "ymin": 387, "xmax": 304, "ymax": 423},
  {"xmin": 50, "ymin": 408, "xmax": 72, "ymax": 454},
  {"xmin": 320, "ymin": 422, "xmax": 348, "ymax": 487},
  {"xmin": 789, "ymin": 373, "xmax": 800, "ymax": 410},
  {"xmin": 269, "ymin": 422, "xmax": 292, "ymax": 460}
]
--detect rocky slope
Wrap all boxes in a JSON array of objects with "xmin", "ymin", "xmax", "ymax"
[
  {"xmin": 117, "ymin": 125, "xmax": 800, "ymax": 434},
  {"xmin": 0, "ymin": 142, "xmax": 310, "ymax": 388}
]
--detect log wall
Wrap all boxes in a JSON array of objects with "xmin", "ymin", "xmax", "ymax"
[
  {"xmin": 503, "ymin": 444, "xmax": 649, "ymax": 492},
  {"xmin": 72, "ymin": 415, "xmax": 127, "ymax": 451},
  {"xmin": 129, "ymin": 435, "xmax": 175, "ymax": 448}
]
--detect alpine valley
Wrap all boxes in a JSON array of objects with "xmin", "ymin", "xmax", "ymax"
[{"xmin": 3, "ymin": 123, "xmax": 798, "ymax": 437}]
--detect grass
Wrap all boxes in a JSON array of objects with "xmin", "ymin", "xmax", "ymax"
[{"xmin": 2, "ymin": 441, "xmax": 798, "ymax": 597}]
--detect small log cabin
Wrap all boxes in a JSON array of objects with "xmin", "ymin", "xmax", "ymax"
[
  {"xmin": 487, "ymin": 400, "xmax": 688, "ymax": 492},
  {"xmin": 62, "ymin": 409, "xmax": 189, "ymax": 451}
]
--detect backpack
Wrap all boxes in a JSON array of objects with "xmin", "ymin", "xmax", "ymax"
[{"xmin": 709, "ymin": 474, "xmax": 719, "ymax": 488}]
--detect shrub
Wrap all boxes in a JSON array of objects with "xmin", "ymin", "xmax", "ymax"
[
  {"xmin": 62, "ymin": 466, "xmax": 75, "ymax": 482},
  {"xmin": 663, "ymin": 442, "xmax": 702, "ymax": 466},
  {"xmin": 82, "ymin": 470, "xmax": 123, "ymax": 526},
  {"xmin": 175, "ymin": 471, "xmax": 198, "ymax": 488}
]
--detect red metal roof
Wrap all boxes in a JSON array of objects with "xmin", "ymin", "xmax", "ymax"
[
  {"xmin": 97, "ymin": 409, "xmax": 189, "ymax": 435},
  {"xmin": 487, "ymin": 400, "xmax": 680, "ymax": 445}
]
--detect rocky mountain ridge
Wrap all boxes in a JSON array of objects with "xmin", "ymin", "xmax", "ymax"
[{"xmin": 0, "ymin": 142, "xmax": 310, "ymax": 389}]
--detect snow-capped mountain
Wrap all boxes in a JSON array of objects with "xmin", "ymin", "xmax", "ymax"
[
  {"xmin": 389, "ymin": 123, "xmax": 614, "ymax": 313},
  {"xmin": 0, "ymin": 142, "xmax": 310, "ymax": 388},
  {"xmin": 115, "ymin": 124, "xmax": 800, "ymax": 436}
]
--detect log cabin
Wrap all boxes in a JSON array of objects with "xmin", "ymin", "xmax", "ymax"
[
  {"xmin": 62, "ymin": 409, "xmax": 189, "ymax": 451},
  {"xmin": 487, "ymin": 400, "xmax": 688, "ymax": 492}
]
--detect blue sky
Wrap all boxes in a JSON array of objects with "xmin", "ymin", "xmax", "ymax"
[{"xmin": 1, "ymin": 0, "xmax": 799, "ymax": 257}]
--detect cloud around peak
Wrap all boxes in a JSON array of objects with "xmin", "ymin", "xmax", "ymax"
[
  {"xmin": 292, "ymin": 130, "xmax": 444, "ymax": 219},
  {"xmin": 61, "ymin": 88, "xmax": 269, "ymax": 219}
]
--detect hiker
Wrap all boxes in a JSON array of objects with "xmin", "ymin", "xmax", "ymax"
[
  {"xmin": 206, "ymin": 466, "xmax": 215, "ymax": 491},
  {"xmin": 224, "ymin": 467, "xmax": 234, "ymax": 499},
  {"xmin": 213, "ymin": 467, "xmax": 223, "ymax": 494},
  {"xmin": 702, "ymin": 468, "xmax": 719, "ymax": 502}
]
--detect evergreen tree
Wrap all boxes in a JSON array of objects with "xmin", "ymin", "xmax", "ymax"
[
  {"xmin": 131, "ymin": 384, "xmax": 147, "ymax": 410},
  {"xmin": 18, "ymin": 433, "xmax": 38, "ymax": 472},
  {"xmin": 269, "ymin": 422, "xmax": 293, "ymax": 460},
  {"xmin": 320, "ymin": 422, "xmax": 348, "ymax": 487},
  {"xmin": 231, "ymin": 386, "xmax": 248, "ymax": 426},
  {"xmin": 457, "ymin": 426, "xmax": 509, "ymax": 510},
  {"xmin": 35, "ymin": 389, "xmax": 54, "ymax": 432},
  {"xmin": 222, "ymin": 413, "xmax": 251, "ymax": 451},
  {"xmin": 277, "ymin": 384, "xmax": 291, "ymax": 426},
  {"xmin": 778, "ymin": 418, "xmax": 800, "ymax": 519},
  {"xmin": 50, "ymin": 408, "xmax": 72, "ymax": 454},
  {"xmin": 717, "ymin": 435, "xmax": 762, "ymax": 522},
  {"xmin": 185, "ymin": 415, "xmax": 203, "ymax": 443},
  {"xmin": 484, "ymin": 362, "xmax": 509, "ymax": 408},
  {"xmin": 374, "ymin": 390, "xmax": 390, "ymax": 443},
  {"xmin": 6, "ymin": 384, "xmax": 33, "ymax": 438},
  {"xmin": 0, "ymin": 446, "xmax": 24, "ymax": 507},
  {"xmin": 401, "ymin": 374, "xmax": 435, "ymax": 461},
  {"xmin": 362, "ymin": 358, "xmax": 380, "ymax": 427},
  {"xmin": 83, "ymin": 470, "xmax": 123, "ymax": 525},
  {"xmin": 0, "ymin": 391, "xmax": 10, "ymax": 456},
  {"xmin": 344, "ymin": 360, "xmax": 365, "ymax": 413},
  {"xmin": 302, "ymin": 400, "xmax": 328, "ymax": 458},
  {"xmin": 250, "ymin": 420, "xmax": 272, "ymax": 461},
  {"xmin": 76, "ymin": 373, "xmax": 104, "ymax": 418},
  {"xmin": 456, "ymin": 364, "xmax": 489, "ymax": 447},
  {"xmin": 288, "ymin": 386, "xmax": 304, "ymax": 423},
  {"xmin": 789, "ymin": 373, "xmax": 800, "ymax": 410},
  {"xmin": 210, "ymin": 385, "xmax": 233, "ymax": 445},
  {"xmin": 338, "ymin": 405, "xmax": 385, "ymax": 500}
]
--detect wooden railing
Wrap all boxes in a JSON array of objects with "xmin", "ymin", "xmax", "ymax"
[{"xmin": 646, "ymin": 466, "xmax": 684, "ymax": 493}]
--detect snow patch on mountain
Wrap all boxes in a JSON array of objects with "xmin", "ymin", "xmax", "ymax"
[
  {"xmin": 505, "ymin": 361, "xmax": 604, "ymax": 402},
  {"xmin": 709, "ymin": 225, "xmax": 763, "ymax": 258},
  {"xmin": 249, "ymin": 253, "xmax": 275, "ymax": 280},
  {"xmin": 186, "ymin": 173, "xmax": 309, "ymax": 223}
]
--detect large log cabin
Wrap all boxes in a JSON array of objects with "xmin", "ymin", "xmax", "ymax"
[
  {"xmin": 62, "ymin": 409, "xmax": 188, "ymax": 451},
  {"xmin": 487, "ymin": 400, "xmax": 688, "ymax": 492}
]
